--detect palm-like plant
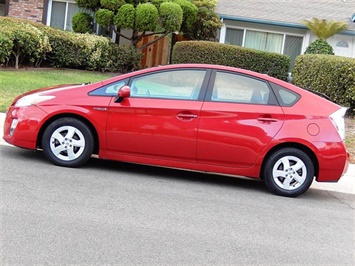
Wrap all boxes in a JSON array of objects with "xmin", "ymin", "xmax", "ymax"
[{"xmin": 301, "ymin": 18, "xmax": 349, "ymax": 40}]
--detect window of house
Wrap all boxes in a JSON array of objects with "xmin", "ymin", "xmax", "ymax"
[
  {"xmin": 283, "ymin": 35, "xmax": 303, "ymax": 69},
  {"xmin": 245, "ymin": 30, "xmax": 283, "ymax": 53},
  {"xmin": 225, "ymin": 28, "xmax": 303, "ymax": 70},
  {"xmin": 225, "ymin": 28, "xmax": 244, "ymax": 46},
  {"xmin": 0, "ymin": 0, "xmax": 5, "ymax": 17},
  {"xmin": 48, "ymin": 0, "xmax": 80, "ymax": 31}
]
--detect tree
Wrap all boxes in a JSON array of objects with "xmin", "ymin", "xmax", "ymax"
[
  {"xmin": 74, "ymin": 0, "xmax": 198, "ymax": 48},
  {"xmin": 185, "ymin": 0, "xmax": 222, "ymax": 41},
  {"xmin": 301, "ymin": 18, "xmax": 349, "ymax": 40}
]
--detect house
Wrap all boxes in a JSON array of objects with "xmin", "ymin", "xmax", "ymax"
[
  {"xmin": 217, "ymin": 0, "xmax": 355, "ymax": 67},
  {"xmin": 1, "ymin": 0, "xmax": 354, "ymax": 68},
  {"xmin": 0, "ymin": 0, "xmax": 78, "ymax": 31}
]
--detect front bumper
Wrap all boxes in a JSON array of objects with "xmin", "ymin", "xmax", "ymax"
[{"xmin": 3, "ymin": 106, "xmax": 48, "ymax": 149}]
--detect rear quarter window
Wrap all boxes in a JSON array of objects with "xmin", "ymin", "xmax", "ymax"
[{"xmin": 270, "ymin": 82, "xmax": 300, "ymax": 107}]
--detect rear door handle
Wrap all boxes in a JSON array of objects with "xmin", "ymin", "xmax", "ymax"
[{"xmin": 257, "ymin": 116, "xmax": 278, "ymax": 123}]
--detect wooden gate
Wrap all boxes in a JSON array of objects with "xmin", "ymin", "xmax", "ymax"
[{"xmin": 137, "ymin": 35, "xmax": 169, "ymax": 68}]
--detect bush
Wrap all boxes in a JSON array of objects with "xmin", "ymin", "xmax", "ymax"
[
  {"xmin": 94, "ymin": 9, "xmax": 114, "ymax": 27},
  {"xmin": 0, "ymin": 17, "xmax": 51, "ymax": 68},
  {"xmin": 0, "ymin": 32, "xmax": 13, "ymax": 64},
  {"xmin": 172, "ymin": 41, "xmax": 290, "ymax": 80},
  {"xmin": 135, "ymin": 3, "xmax": 159, "ymax": 32},
  {"xmin": 292, "ymin": 54, "xmax": 355, "ymax": 114},
  {"xmin": 0, "ymin": 17, "xmax": 141, "ymax": 73},
  {"xmin": 159, "ymin": 2, "xmax": 183, "ymax": 31},
  {"xmin": 304, "ymin": 39, "xmax": 334, "ymax": 55},
  {"xmin": 72, "ymin": 12, "xmax": 94, "ymax": 33}
]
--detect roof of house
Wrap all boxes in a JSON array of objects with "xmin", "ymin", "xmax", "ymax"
[{"xmin": 217, "ymin": 0, "xmax": 355, "ymax": 33}]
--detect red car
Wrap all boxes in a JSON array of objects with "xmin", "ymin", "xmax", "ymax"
[{"xmin": 3, "ymin": 64, "xmax": 350, "ymax": 197}]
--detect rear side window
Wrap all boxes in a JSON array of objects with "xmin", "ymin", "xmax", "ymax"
[
  {"xmin": 209, "ymin": 71, "xmax": 276, "ymax": 105},
  {"xmin": 270, "ymin": 82, "xmax": 300, "ymax": 107}
]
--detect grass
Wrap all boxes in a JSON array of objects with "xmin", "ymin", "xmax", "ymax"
[
  {"xmin": 345, "ymin": 117, "xmax": 355, "ymax": 163},
  {"xmin": 0, "ymin": 68, "xmax": 354, "ymax": 163},
  {"xmin": 0, "ymin": 68, "xmax": 116, "ymax": 112}
]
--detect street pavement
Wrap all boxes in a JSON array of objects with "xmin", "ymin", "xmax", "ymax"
[{"xmin": 0, "ymin": 112, "xmax": 353, "ymax": 194}]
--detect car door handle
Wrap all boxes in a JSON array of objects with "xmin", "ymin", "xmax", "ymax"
[
  {"xmin": 177, "ymin": 113, "xmax": 198, "ymax": 120},
  {"xmin": 257, "ymin": 116, "xmax": 278, "ymax": 123}
]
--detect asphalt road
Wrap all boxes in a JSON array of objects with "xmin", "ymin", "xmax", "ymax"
[{"xmin": 1, "ymin": 145, "xmax": 354, "ymax": 265}]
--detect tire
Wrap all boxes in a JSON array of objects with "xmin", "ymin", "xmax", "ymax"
[
  {"xmin": 263, "ymin": 148, "xmax": 314, "ymax": 197},
  {"xmin": 42, "ymin": 117, "xmax": 94, "ymax": 167}
]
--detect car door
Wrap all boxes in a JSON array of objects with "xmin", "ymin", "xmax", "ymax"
[
  {"xmin": 197, "ymin": 70, "xmax": 285, "ymax": 168},
  {"xmin": 106, "ymin": 68, "xmax": 210, "ymax": 162}
]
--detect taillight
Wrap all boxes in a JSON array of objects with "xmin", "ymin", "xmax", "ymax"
[{"xmin": 329, "ymin": 107, "xmax": 348, "ymax": 142}]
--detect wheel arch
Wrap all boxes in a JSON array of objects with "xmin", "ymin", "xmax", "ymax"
[
  {"xmin": 36, "ymin": 113, "xmax": 100, "ymax": 154},
  {"xmin": 260, "ymin": 143, "xmax": 319, "ymax": 180}
]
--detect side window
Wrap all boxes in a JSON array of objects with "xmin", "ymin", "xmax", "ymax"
[
  {"xmin": 89, "ymin": 79, "xmax": 128, "ymax": 96},
  {"xmin": 211, "ymin": 72, "xmax": 271, "ymax": 105},
  {"xmin": 130, "ymin": 70, "xmax": 207, "ymax": 100},
  {"xmin": 270, "ymin": 82, "xmax": 300, "ymax": 106}
]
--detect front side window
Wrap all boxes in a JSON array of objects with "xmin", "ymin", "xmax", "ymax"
[
  {"xmin": 130, "ymin": 70, "xmax": 207, "ymax": 100},
  {"xmin": 49, "ymin": 0, "xmax": 79, "ymax": 31},
  {"xmin": 89, "ymin": 79, "xmax": 128, "ymax": 96},
  {"xmin": 211, "ymin": 72, "xmax": 271, "ymax": 105}
]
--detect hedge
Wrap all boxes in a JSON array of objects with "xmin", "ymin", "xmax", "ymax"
[
  {"xmin": 292, "ymin": 54, "xmax": 355, "ymax": 114},
  {"xmin": 0, "ymin": 17, "xmax": 141, "ymax": 73},
  {"xmin": 172, "ymin": 41, "xmax": 290, "ymax": 80}
]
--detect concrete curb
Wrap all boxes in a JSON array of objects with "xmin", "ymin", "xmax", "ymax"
[{"xmin": 0, "ymin": 112, "xmax": 353, "ymax": 194}]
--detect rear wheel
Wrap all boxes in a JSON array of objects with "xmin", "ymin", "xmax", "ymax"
[
  {"xmin": 263, "ymin": 148, "xmax": 314, "ymax": 197},
  {"xmin": 42, "ymin": 118, "xmax": 94, "ymax": 167}
]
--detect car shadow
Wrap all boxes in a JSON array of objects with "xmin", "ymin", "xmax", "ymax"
[
  {"xmin": 83, "ymin": 157, "xmax": 269, "ymax": 195},
  {"xmin": 6, "ymin": 146, "xmax": 350, "ymax": 200}
]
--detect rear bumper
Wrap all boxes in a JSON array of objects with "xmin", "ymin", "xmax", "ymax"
[{"xmin": 316, "ymin": 145, "xmax": 350, "ymax": 182}]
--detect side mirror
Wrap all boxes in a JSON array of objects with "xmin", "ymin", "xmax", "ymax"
[{"xmin": 115, "ymin": 85, "xmax": 131, "ymax": 103}]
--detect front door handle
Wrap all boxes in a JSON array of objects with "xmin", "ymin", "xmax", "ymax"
[{"xmin": 177, "ymin": 112, "xmax": 198, "ymax": 121}]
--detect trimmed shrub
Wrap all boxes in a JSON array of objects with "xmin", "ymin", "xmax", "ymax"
[
  {"xmin": 114, "ymin": 4, "xmax": 135, "ymax": 29},
  {"xmin": 0, "ymin": 17, "xmax": 51, "ymax": 68},
  {"xmin": 74, "ymin": 0, "xmax": 100, "ymax": 11},
  {"xmin": 0, "ymin": 17, "xmax": 141, "ymax": 73},
  {"xmin": 304, "ymin": 39, "xmax": 334, "ymax": 55},
  {"xmin": 292, "ymin": 54, "xmax": 355, "ymax": 114},
  {"xmin": 172, "ymin": 41, "xmax": 290, "ymax": 80},
  {"xmin": 159, "ymin": 2, "xmax": 183, "ymax": 31},
  {"xmin": 0, "ymin": 32, "xmax": 13, "ymax": 64},
  {"xmin": 101, "ymin": 0, "xmax": 125, "ymax": 11},
  {"xmin": 95, "ymin": 9, "xmax": 115, "ymax": 27},
  {"xmin": 72, "ymin": 12, "xmax": 94, "ymax": 33},
  {"xmin": 135, "ymin": 3, "xmax": 159, "ymax": 32}
]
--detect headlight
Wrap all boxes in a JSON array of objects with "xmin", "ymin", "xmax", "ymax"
[{"xmin": 14, "ymin": 94, "xmax": 55, "ymax": 107}]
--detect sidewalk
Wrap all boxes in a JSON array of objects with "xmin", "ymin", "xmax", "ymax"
[{"xmin": 0, "ymin": 112, "xmax": 353, "ymax": 194}]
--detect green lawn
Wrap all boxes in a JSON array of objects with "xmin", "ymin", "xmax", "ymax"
[{"xmin": 0, "ymin": 69, "xmax": 116, "ymax": 112}]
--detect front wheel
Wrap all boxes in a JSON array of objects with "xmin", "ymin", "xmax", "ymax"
[
  {"xmin": 263, "ymin": 148, "xmax": 315, "ymax": 197},
  {"xmin": 42, "ymin": 118, "xmax": 94, "ymax": 167}
]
